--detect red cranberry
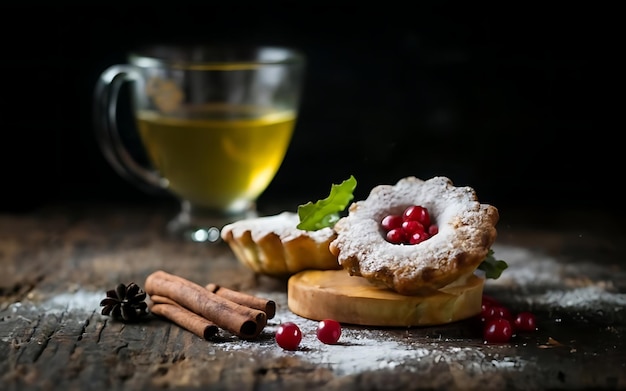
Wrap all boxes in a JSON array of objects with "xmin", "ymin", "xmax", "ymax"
[
  {"xmin": 317, "ymin": 319, "xmax": 342, "ymax": 344},
  {"xmin": 483, "ymin": 318, "xmax": 513, "ymax": 343},
  {"xmin": 403, "ymin": 205, "xmax": 431, "ymax": 227},
  {"xmin": 514, "ymin": 311, "xmax": 537, "ymax": 332},
  {"xmin": 386, "ymin": 228, "xmax": 406, "ymax": 244},
  {"xmin": 381, "ymin": 215, "xmax": 403, "ymax": 231},
  {"xmin": 409, "ymin": 231, "xmax": 429, "ymax": 244},
  {"xmin": 275, "ymin": 322, "xmax": 302, "ymax": 350},
  {"xmin": 401, "ymin": 220, "xmax": 425, "ymax": 235}
]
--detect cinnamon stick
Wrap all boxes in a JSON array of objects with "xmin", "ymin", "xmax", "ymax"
[
  {"xmin": 145, "ymin": 270, "xmax": 267, "ymax": 340},
  {"xmin": 205, "ymin": 283, "xmax": 276, "ymax": 319},
  {"xmin": 149, "ymin": 296, "xmax": 219, "ymax": 340}
]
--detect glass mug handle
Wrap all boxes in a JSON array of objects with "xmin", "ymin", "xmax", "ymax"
[{"xmin": 93, "ymin": 65, "xmax": 168, "ymax": 194}]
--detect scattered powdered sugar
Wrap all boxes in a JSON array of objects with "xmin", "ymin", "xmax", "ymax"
[
  {"xmin": 216, "ymin": 291, "xmax": 531, "ymax": 376},
  {"xmin": 221, "ymin": 211, "xmax": 335, "ymax": 243},
  {"xmin": 4, "ymin": 241, "xmax": 622, "ymax": 376},
  {"xmin": 218, "ymin": 309, "xmax": 521, "ymax": 376},
  {"xmin": 488, "ymin": 243, "xmax": 563, "ymax": 286},
  {"xmin": 218, "ymin": 307, "xmax": 427, "ymax": 376},
  {"xmin": 7, "ymin": 289, "xmax": 103, "ymax": 315},
  {"xmin": 484, "ymin": 243, "xmax": 626, "ymax": 314},
  {"xmin": 489, "ymin": 242, "xmax": 624, "ymax": 290},
  {"xmin": 8, "ymin": 289, "xmax": 504, "ymax": 376},
  {"xmin": 534, "ymin": 286, "xmax": 626, "ymax": 312},
  {"xmin": 46, "ymin": 290, "xmax": 103, "ymax": 312}
]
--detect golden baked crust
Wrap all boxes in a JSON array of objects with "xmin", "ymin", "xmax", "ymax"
[
  {"xmin": 221, "ymin": 212, "xmax": 340, "ymax": 277},
  {"xmin": 328, "ymin": 176, "xmax": 499, "ymax": 296}
]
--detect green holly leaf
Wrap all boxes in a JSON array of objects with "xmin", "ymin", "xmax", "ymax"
[
  {"xmin": 297, "ymin": 175, "xmax": 357, "ymax": 231},
  {"xmin": 478, "ymin": 249, "xmax": 508, "ymax": 279}
]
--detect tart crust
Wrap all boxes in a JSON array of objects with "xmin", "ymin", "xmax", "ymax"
[
  {"xmin": 328, "ymin": 176, "xmax": 499, "ymax": 296},
  {"xmin": 221, "ymin": 212, "xmax": 340, "ymax": 277}
]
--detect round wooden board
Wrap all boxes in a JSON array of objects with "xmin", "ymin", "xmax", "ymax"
[{"xmin": 287, "ymin": 269, "xmax": 484, "ymax": 327}]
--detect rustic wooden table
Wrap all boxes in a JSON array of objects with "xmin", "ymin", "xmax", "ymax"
[{"xmin": 1, "ymin": 201, "xmax": 625, "ymax": 390}]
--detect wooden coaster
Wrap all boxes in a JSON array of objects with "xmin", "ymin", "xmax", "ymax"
[{"xmin": 287, "ymin": 269, "xmax": 484, "ymax": 327}]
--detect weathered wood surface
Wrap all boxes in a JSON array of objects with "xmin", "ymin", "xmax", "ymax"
[{"xmin": 1, "ymin": 202, "xmax": 625, "ymax": 390}]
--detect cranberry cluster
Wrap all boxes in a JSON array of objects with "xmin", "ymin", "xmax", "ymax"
[
  {"xmin": 480, "ymin": 294, "xmax": 537, "ymax": 343},
  {"xmin": 381, "ymin": 205, "xmax": 439, "ymax": 245}
]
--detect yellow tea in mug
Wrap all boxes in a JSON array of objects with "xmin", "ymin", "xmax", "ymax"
[
  {"xmin": 136, "ymin": 105, "xmax": 295, "ymax": 213},
  {"xmin": 95, "ymin": 45, "xmax": 305, "ymax": 240}
]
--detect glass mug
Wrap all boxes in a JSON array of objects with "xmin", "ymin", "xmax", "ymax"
[{"xmin": 94, "ymin": 45, "xmax": 305, "ymax": 242}]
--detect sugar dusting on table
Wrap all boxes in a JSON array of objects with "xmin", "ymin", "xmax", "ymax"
[
  {"xmin": 489, "ymin": 243, "xmax": 626, "ymax": 312},
  {"xmin": 217, "ymin": 306, "xmax": 522, "ymax": 377},
  {"xmin": 5, "ymin": 243, "xmax": 624, "ymax": 377}
]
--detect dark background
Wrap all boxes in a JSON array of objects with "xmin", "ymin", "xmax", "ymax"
[{"xmin": 1, "ymin": 3, "xmax": 621, "ymax": 220}]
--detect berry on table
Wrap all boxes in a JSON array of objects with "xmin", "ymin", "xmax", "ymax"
[
  {"xmin": 275, "ymin": 322, "xmax": 302, "ymax": 350},
  {"xmin": 479, "ymin": 294, "xmax": 538, "ymax": 343},
  {"xmin": 485, "ymin": 305, "xmax": 513, "ymax": 323},
  {"xmin": 514, "ymin": 311, "xmax": 537, "ymax": 332},
  {"xmin": 317, "ymin": 319, "xmax": 342, "ymax": 344},
  {"xmin": 483, "ymin": 318, "xmax": 513, "ymax": 343}
]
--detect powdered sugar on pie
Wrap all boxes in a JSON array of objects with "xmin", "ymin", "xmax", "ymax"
[
  {"xmin": 329, "ymin": 176, "xmax": 499, "ymax": 295},
  {"xmin": 221, "ymin": 212, "xmax": 340, "ymax": 277}
]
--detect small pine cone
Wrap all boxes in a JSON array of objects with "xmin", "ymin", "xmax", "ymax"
[{"xmin": 100, "ymin": 282, "xmax": 148, "ymax": 322}]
